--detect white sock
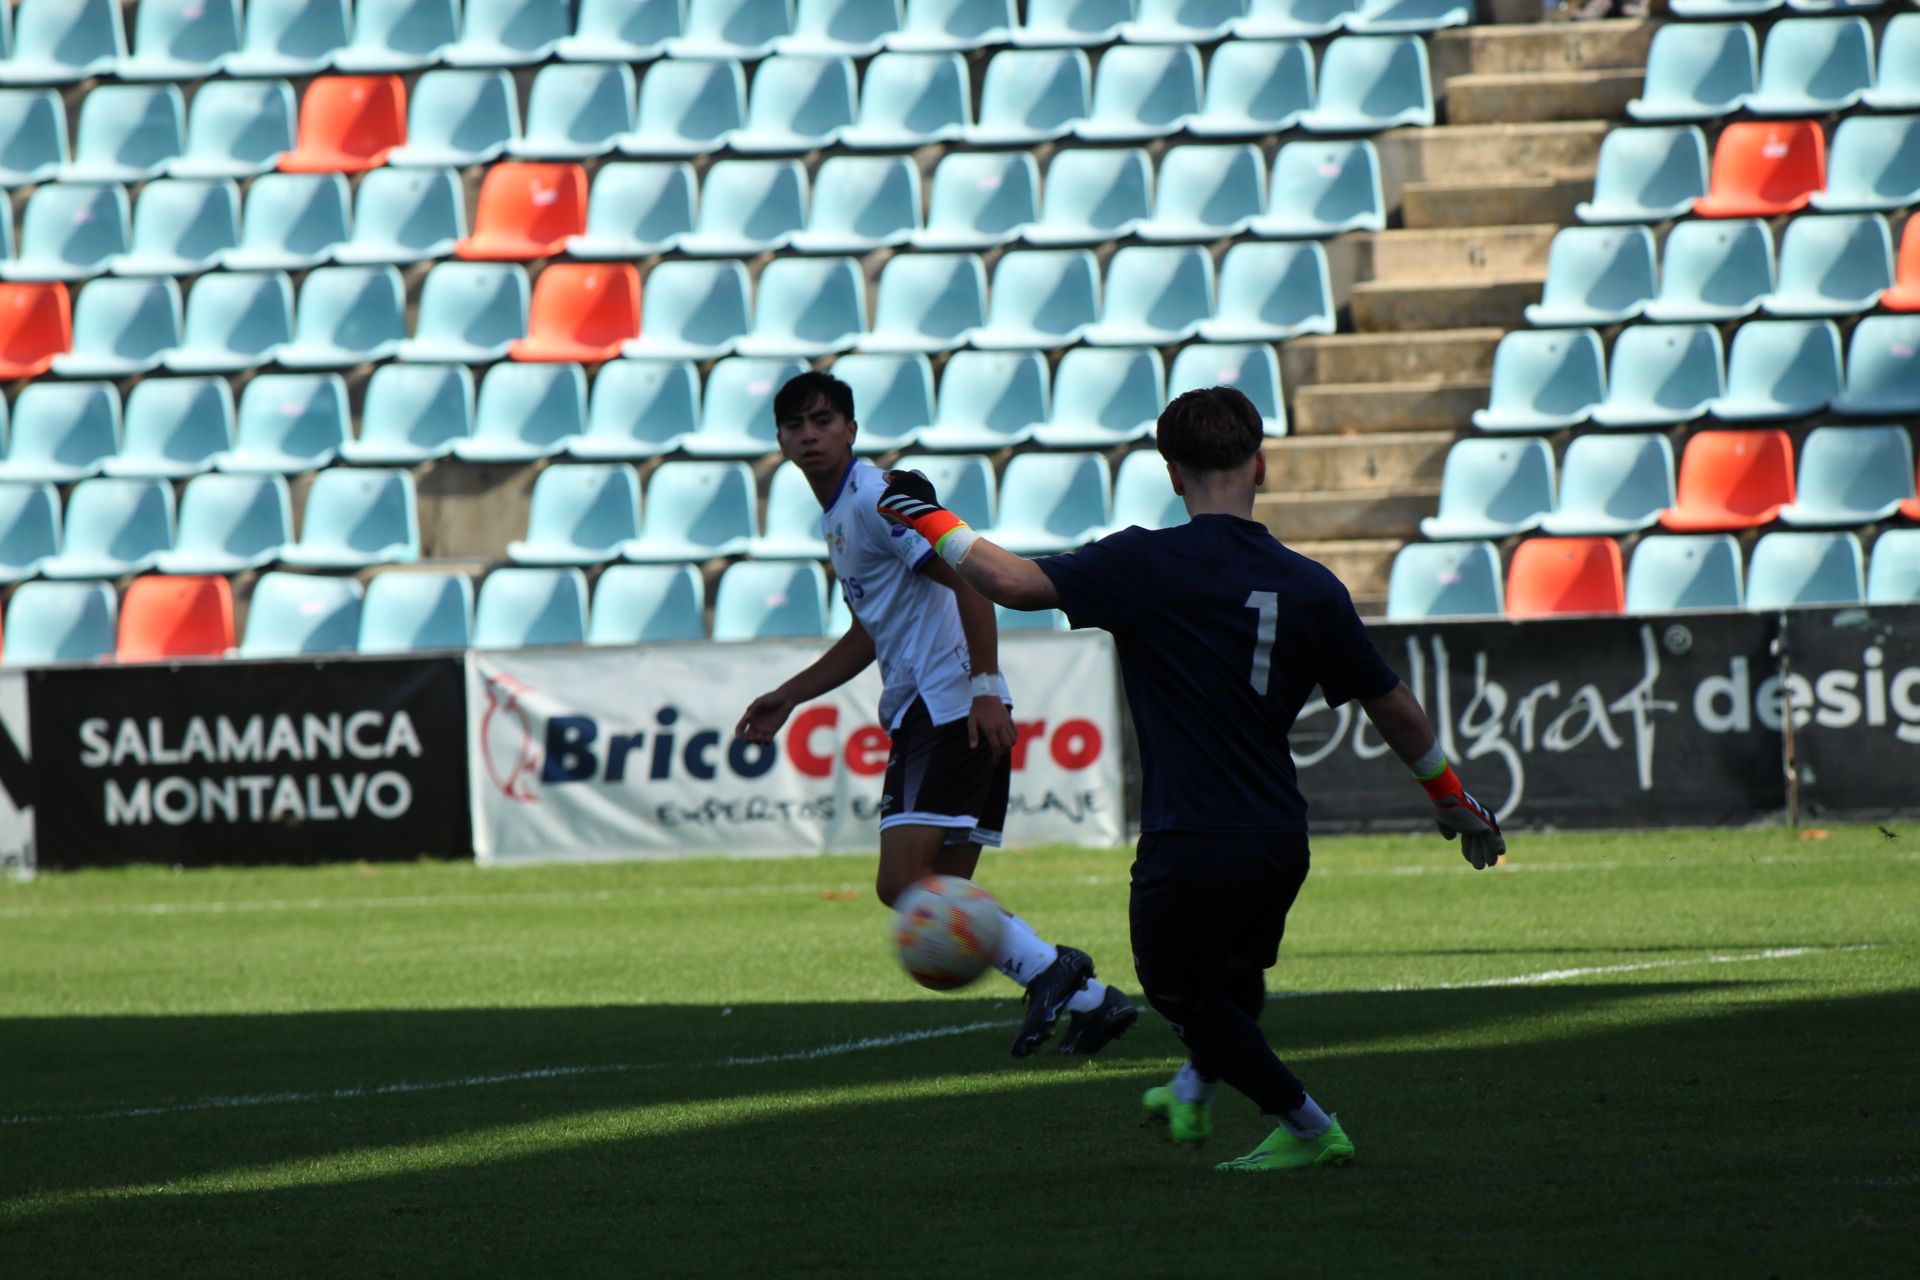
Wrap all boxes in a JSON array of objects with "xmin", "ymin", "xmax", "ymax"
[
  {"xmin": 993, "ymin": 913, "xmax": 1058, "ymax": 986},
  {"xmin": 1276, "ymin": 1093, "xmax": 1332, "ymax": 1139},
  {"xmin": 1065, "ymin": 980, "xmax": 1108, "ymax": 1014},
  {"xmin": 1173, "ymin": 1061, "xmax": 1216, "ymax": 1105}
]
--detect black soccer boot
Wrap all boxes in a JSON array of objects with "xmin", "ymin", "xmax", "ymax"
[
  {"xmin": 1054, "ymin": 985, "xmax": 1139, "ymax": 1056},
  {"xmin": 1010, "ymin": 946, "xmax": 1095, "ymax": 1058}
]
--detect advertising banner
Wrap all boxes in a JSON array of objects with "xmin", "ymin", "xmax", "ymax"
[
  {"xmin": 1778, "ymin": 606, "xmax": 1920, "ymax": 821},
  {"xmin": 26, "ymin": 657, "xmax": 471, "ymax": 868},
  {"xmin": 0, "ymin": 671, "xmax": 32, "ymax": 877},
  {"xmin": 468, "ymin": 633, "xmax": 1125, "ymax": 864}
]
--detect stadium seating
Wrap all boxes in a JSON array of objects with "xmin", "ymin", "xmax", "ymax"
[
  {"xmin": 1832, "ymin": 316, "xmax": 1920, "ymax": 415},
  {"xmin": 472, "ymin": 567, "xmax": 589, "ymax": 648},
  {"xmin": 624, "ymin": 461, "xmax": 757, "ymax": 561},
  {"xmin": 678, "ymin": 158, "xmax": 806, "ymax": 256},
  {"xmin": 1759, "ymin": 213, "xmax": 1893, "ymax": 317},
  {"xmin": 1032, "ymin": 347, "xmax": 1163, "ymax": 448},
  {"xmin": 1386, "ymin": 540, "xmax": 1504, "ymax": 621},
  {"xmin": 1202, "ymin": 242, "xmax": 1334, "ymax": 342},
  {"xmin": 1349, "ymin": 0, "xmax": 1473, "ymax": 33},
  {"xmin": 1863, "ymin": 13, "xmax": 1920, "ymax": 110},
  {"xmin": 171, "ymin": 79, "xmax": 297, "ymax": 179},
  {"xmin": 1014, "ymin": 0, "xmax": 1131, "ymax": 47},
  {"xmin": 1590, "ymin": 324, "xmax": 1725, "ymax": 429},
  {"xmin": 1256, "ymin": 139, "xmax": 1389, "ymax": 239},
  {"xmin": 341, "ymin": 363, "xmax": 474, "ymax": 463},
  {"xmin": 1538, "ymin": 433, "xmax": 1676, "ymax": 537},
  {"xmin": 112, "ymin": 575, "xmax": 234, "ymax": 665},
  {"xmin": 589, "ymin": 564, "xmax": 706, "ymax": 645},
  {"xmin": 1186, "ymin": 36, "xmax": 1312, "ymax": 138},
  {"xmin": 1299, "ymin": 35, "xmax": 1434, "ymax": 132},
  {"xmin": 893, "ymin": 453, "xmax": 996, "ymax": 529},
  {"xmin": 889, "ymin": 0, "xmax": 1016, "ymax": 52},
  {"xmin": 618, "ymin": 58, "xmax": 745, "ymax": 156},
  {"xmin": 624, "ymin": 260, "xmax": 752, "ymax": 360},
  {"xmin": 64, "ymin": 84, "xmax": 183, "ymax": 183},
  {"xmin": 399, "ymin": 262, "xmax": 529, "ymax": 363},
  {"xmin": 1747, "ymin": 16, "xmax": 1872, "ymax": 116},
  {"xmin": 974, "ymin": 250, "xmax": 1099, "ymax": 349},
  {"xmin": 570, "ymin": 162, "xmax": 697, "ymax": 258},
  {"xmin": 782, "ymin": 0, "xmax": 904, "ymax": 56},
  {"xmin": 0, "ymin": 90, "xmax": 67, "ymax": 185},
  {"xmin": 509, "ymin": 463, "xmax": 644, "ymax": 566},
  {"xmin": 1694, "ymin": 121, "xmax": 1826, "ymax": 218},
  {"xmin": 863, "ymin": 253, "xmax": 986, "ymax": 353},
  {"xmin": 1811, "ymin": 114, "xmax": 1920, "ymax": 214},
  {"xmin": 39, "ymin": 478, "xmax": 174, "ymax": 580},
  {"xmin": 915, "ymin": 351, "xmax": 1045, "ymax": 450},
  {"xmin": 2, "ymin": 581, "xmax": 116, "ymax": 666},
  {"xmin": 1866, "ymin": 530, "xmax": 1920, "ymax": 605},
  {"xmin": 1419, "ymin": 438, "xmax": 1556, "ymax": 540},
  {"xmin": 1138, "ymin": 144, "xmax": 1264, "ymax": 242},
  {"xmin": 566, "ymin": 359, "xmax": 702, "ymax": 458},
  {"xmin": 1472, "ymin": 329, "xmax": 1606, "ymax": 433},
  {"xmin": 452, "ymin": 362, "xmax": 588, "ymax": 462},
  {"xmin": 667, "ymin": 0, "xmax": 793, "ymax": 59},
  {"xmin": 1505, "ymin": 537, "xmax": 1625, "ymax": 618},
  {"xmin": 1576, "ymin": 125, "xmax": 1710, "ymax": 224},
  {"xmin": 511, "ymin": 263, "xmax": 641, "ymax": 363},
  {"xmin": 215, "ymin": 372, "xmax": 349, "ymax": 473},
  {"xmin": 1076, "ymin": 43, "xmax": 1201, "ymax": 141},
  {"xmin": 456, "ymin": 163, "xmax": 587, "ymax": 260},
  {"xmin": 712, "ymin": 561, "xmax": 830, "ymax": 641},
  {"xmin": 5, "ymin": 184, "xmax": 130, "ymax": 282},
  {"xmin": 680, "ymin": 357, "xmax": 804, "ymax": 456},
  {"xmin": 277, "ymin": 265, "xmax": 406, "ymax": 368},
  {"xmin": 154, "ymin": 474, "xmax": 293, "ymax": 575},
  {"xmin": 842, "ymin": 52, "xmax": 970, "ymax": 148},
  {"xmin": 730, "ymin": 54, "xmax": 855, "ymax": 153},
  {"xmin": 1121, "ymin": 0, "xmax": 1244, "ymax": 43},
  {"xmin": 0, "ymin": 380, "xmax": 120, "ymax": 482},
  {"xmin": 223, "ymin": 173, "xmax": 351, "ymax": 271},
  {"xmin": 1746, "ymin": 530, "xmax": 1865, "ymax": 609},
  {"xmin": 333, "ymin": 0, "xmax": 459, "ymax": 73},
  {"xmin": 279, "ymin": 75, "xmax": 405, "ymax": 173},
  {"xmin": 992, "ymin": 453, "xmax": 1112, "ymax": 554},
  {"xmin": 1669, "ymin": 0, "xmax": 1780, "ymax": 16},
  {"xmin": 53, "ymin": 277, "xmax": 181, "ymax": 378},
  {"xmin": 359, "ymin": 571, "xmax": 474, "ymax": 653},
  {"xmin": 226, "ymin": 0, "xmax": 349, "ymax": 78},
  {"xmin": 1626, "ymin": 534, "xmax": 1745, "ymax": 614},
  {"xmin": 1167, "ymin": 342, "xmax": 1286, "ymax": 436},
  {"xmin": 1776, "ymin": 425, "xmax": 1916, "ymax": 527},
  {"xmin": 0, "ymin": 483, "xmax": 58, "ymax": 583},
  {"xmin": 121, "ymin": 0, "xmax": 239, "ymax": 82},
  {"xmin": 0, "ymin": 282, "xmax": 71, "ymax": 378},
  {"xmin": 240, "ymin": 573, "xmax": 363, "ymax": 657},
  {"xmin": 735, "ymin": 257, "xmax": 866, "ymax": 358},
  {"xmin": 444, "ymin": 0, "xmax": 569, "ymax": 67},
  {"xmin": 996, "ymin": 605, "xmax": 1068, "ymax": 632},
  {"xmin": 1525, "ymin": 226, "xmax": 1658, "ymax": 327},
  {"xmin": 1660, "ymin": 429, "xmax": 1796, "ymax": 531},
  {"xmin": 336, "ymin": 166, "xmax": 465, "ymax": 264},
  {"xmin": 1235, "ymin": 0, "xmax": 1359, "ymax": 38},
  {"xmin": 1105, "ymin": 449, "xmax": 1188, "ymax": 535},
  {"xmin": 166, "ymin": 271, "xmax": 295, "ymax": 373},
  {"xmin": 788, "ymin": 156, "xmax": 920, "ymax": 253},
  {"xmin": 1881, "ymin": 219, "xmax": 1920, "ymax": 312},
  {"xmin": 1025, "ymin": 148, "xmax": 1151, "ymax": 247},
  {"xmin": 388, "ymin": 69, "xmax": 517, "ymax": 166},
  {"xmin": 0, "ymin": 0, "xmax": 125, "ymax": 85},
  {"xmin": 113, "ymin": 179, "xmax": 242, "ymax": 278},
  {"xmin": 829, "ymin": 353, "xmax": 935, "ymax": 452},
  {"xmin": 966, "ymin": 48, "xmax": 1090, "ymax": 146},
  {"xmin": 750, "ymin": 462, "xmax": 830, "ymax": 560},
  {"xmin": 1084, "ymin": 246, "xmax": 1213, "ymax": 347},
  {"xmin": 1626, "ymin": 22, "xmax": 1757, "ymax": 122},
  {"xmin": 914, "ymin": 152, "xmax": 1038, "ymax": 250},
  {"xmin": 1709, "ymin": 319, "xmax": 1843, "ymax": 421},
  {"xmin": 280, "ymin": 467, "xmax": 420, "ymax": 569},
  {"xmin": 1642, "ymin": 219, "xmax": 1775, "ymax": 323},
  {"xmin": 107, "ymin": 377, "xmax": 236, "ymax": 478}
]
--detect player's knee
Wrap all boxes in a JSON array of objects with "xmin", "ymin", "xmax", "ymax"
[{"xmin": 874, "ymin": 868, "xmax": 908, "ymax": 908}]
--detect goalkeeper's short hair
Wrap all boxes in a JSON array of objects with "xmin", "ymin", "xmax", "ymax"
[
  {"xmin": 1155, "ymin": 386, "xmax": 1263, "ymax": 474},
  {"xmin": 773, "ymin": 369, "xmax": 855, "ymax": 424}
]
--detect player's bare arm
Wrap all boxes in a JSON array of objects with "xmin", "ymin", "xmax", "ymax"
[
  {"xmin": 1360, "ymin": 681, "xmax": 1508, "ymax": 870},
  {"xmin": 920, "ymin": 557, "xmax": 1018, "ymax": 756},
  {"xmin": 734, "ymin": 618, "xmax": 876, "ymax": 743},
  {"xmin": 876, "ymin": 470, "xmax": 1059, "ymax": 611}
]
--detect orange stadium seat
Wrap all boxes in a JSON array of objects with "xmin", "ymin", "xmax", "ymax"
[
  {"xmin": 1882, "ymin": 217, "xmax": 1920, "ymax": 313},
  {"xmin": 455, "ymin": 162, "xmax": 588, "ymax": 261},
  {"xmin": 0, "ymin": 281, "xmax": 72, "ymax": 378},
  {"xmin": 1660, "ymin": 429, "xmax": 1796, "ymax": 532},
  {"xmin": 278, "ymin": 75, "xmax": 406, "ymax": 173},
  {"xmin": 1692, "ymin": 120, "xmax": 1825, "ymax": 219},
  {"xmin": 1505, "ymin": 537, "xmax": 1625, "ymax": 618},
  {"xmin": 116, "ymin": 574, "xmax": 235, "ymax": 662},
  {"xmin": 510, "ymin": 262, "xmax": 641, "ymax": 363}
]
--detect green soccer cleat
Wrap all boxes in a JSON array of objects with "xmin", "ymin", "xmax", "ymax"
[
  {"xmin": 1141, "ymin": 1085, "xmax": 1213, "ymax": 1147},
  {"xmin": 1214, "ymin": 1116, "xmax": 1354, "ymax": 1173}
]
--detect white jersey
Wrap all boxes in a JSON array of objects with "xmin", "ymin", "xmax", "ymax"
[{"xmin": 823, "ymin": 459, "xmax": 1010, "ymax": 730}]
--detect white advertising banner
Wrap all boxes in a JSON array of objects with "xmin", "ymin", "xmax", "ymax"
[
  {"xmin": 467, "ymin": 633, "xmax": 1125, "ymax": 864},
  {"xmin": 0, "ymin": 670, "xmax": 33, "ymax": 878}
]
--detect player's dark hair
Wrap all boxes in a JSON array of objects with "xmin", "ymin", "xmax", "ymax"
[
  {"xmin": 1154, "ymin": 386, "xmax": 1264, "ymax": 473},
  {"xmin": 773, "ymin": 370, "xmax": 855, "ymax": 425}
]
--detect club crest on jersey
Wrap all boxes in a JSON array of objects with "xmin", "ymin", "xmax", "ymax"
[{"xmin": 829, "ymin": 529, "xmax": 848, "ymax": 554}]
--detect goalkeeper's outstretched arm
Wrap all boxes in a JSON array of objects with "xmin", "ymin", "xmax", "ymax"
[{"xmin": 1361, "ymin": 682, "xmax": 1508, "ymax": 870}]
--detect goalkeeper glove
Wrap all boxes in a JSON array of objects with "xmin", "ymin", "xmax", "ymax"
[
  {"xmin": 876, "ymin": 470, "xmax": 979, "ymax": 568},
  {"xmin": 1415, "ymin": 759, "xmax": 1505, "ymax": 870}
]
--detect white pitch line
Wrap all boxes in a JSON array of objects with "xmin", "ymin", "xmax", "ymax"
[{"xmin": 0, "ymin": 945, "xmax": 1882, "ymax": 1130}]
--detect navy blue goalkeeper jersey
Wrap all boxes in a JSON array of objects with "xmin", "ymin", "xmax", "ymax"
[{"xmin": 1037, "ymin": 515, "xmax": 1400, "ymax": 835}]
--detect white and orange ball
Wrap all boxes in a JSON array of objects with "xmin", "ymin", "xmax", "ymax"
[{"xmin": 892, "ymin": 875, "xmax": 1005, "ymax": 991}]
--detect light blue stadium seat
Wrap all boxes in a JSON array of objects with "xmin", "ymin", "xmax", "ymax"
[
  {"xmin": 1867, "ymin": 529, "xmax": 1920, "ymax": 605},
  {"xmin": 168, "ymin": 80, "xmax": 296, "ymax": 180},
  {"xmin": 1625, "ymin": 534, "xmax": 1745, "ymax": 613},
  {"xmin": 1539, "ymin": 433, "xmax": 1676, "ymax": 537},
  {"xmin": 1251, "ymin": 139, "xmax": 1385, "ymax": 237},
  {"xmin": 1591, "ymin": 324, "xmax": 1725, "ymax": 429},
  {"xmin": 1777, "ymin": 425, "xmax": 1916, "ymax": 527},
  {"xmin": 360, "ymin": 571, "xmax": 474, "ymax": 652},
  {"xmin": 992, "ymin": 453, "xmax": 1112, "ymax": 554},
  {"xmin": 791, "ymin": 156, "xmax": 920, "ymax": 253},
  {"xmin": 0, "ymin": 0, "xmax": 124, "ymax": 85},
  {"xmin": 0, "ymin": 483, "xmax": 57, "ymax": 582},
  {"xmin": 452, "ymin": 363, "xmax": 589, "ymax": 463},
  {"xmin": 222, "ymin": 173, "xmax": 351, "ymax": 271},
  {"xmin": 677, "ymin": 159, "xmax": 806, "ymax": 257},
  {"xmin": 1862, "ymin": 13, "xmax": 1920, "ymax": 110},
  {"xmin": 973, "ymin": 249, "xmax": 1099, "ymax": 350},
  {"xmin": 1710, "ymin": 319, "xmax": 1842, "ymax": 422},
  {"xmin": 1811, "ymin": 114, "xmax": 1920, "ymax": 214},
  {"xmin": 0, "ymin": 90, "xmax": 66, "ymax": 186},
  {"xmin": 731, "ymin": 54, "xmax": 855, "ymax": 153},
  {"xmin": 996, "ymin": 604, "xmax": 1069, "ymax": 632},
  {"xmin": 862, "ymin": 253, "xmax": 985, "ymax": 353},
  {"xmin": 240, "ymin": 573, "xmax": 362, "ymax": 657},
  {"xmin": 1472, "ymin": 329, "xmax": 1606, "ymax": 433},
  {"xmin": 1833, "ymin": 316, "xmax": 1920, "ymax": 416},
  {"xmin": 567, "ymin": 359, "xmax": 701, "ymax": 458},
  {"xmin": 1642, "ymin": 219, "xmax": 1775, "ymax": 324},
  {"xmin": 1758, "ymin": 214, "xmax": 1893, "ymax": 318},
  {"xmin": 1347, "ymin": 0, "xmax": 1471, "ymax": 32},
  {"xmin": 1084, "ymin": 246, "xmax": 1213, "ymax": 347},
  {"xmin": 914, "ymin": 152, "xmax": 1037, "ymax": 251},
  {"xmin": 623, "ymin": 260, "xmax": 752, "ymax": 360},
  {"xmin": 617, "ymin": 58, "xmax": 746, "ymax": 157},
  {"xmin": 966, "ymin": 48, "xmax": 1090, "ymax": 146},
  {"xmin": 1576, "ymin": 126, "xmax": 1710, "ymax": 224},
  {"xmin": 0, "ymin": 382, "xmax": 117, "ymax": 483},
  {"xmin": 1033, "ymin": 347, "xmax": 1163, "ymax": 447},
  {"xmin": 341, "ymin": 364, "xmax": 474, "ymax": 464},
  {"xmin": 1199, "ymin": 241, "xmax": 1334, "ymax": 343},
  {"xmin": 1525, "ymin": 226, "xmax": 1658, "ymax": 327},
  {"xmin": 1746, "ymin": 16, "xmax": 1873, "ymax": 116},
  {"xmin": 891, "ymin": 453, "xmax": 996, "ymax": 528},
  {"xmin": 108, "ymin": 179, "xmax": 239, "ymax": 278},
  {"xmin": 333, "ymin": 0, "xmax": 458, "ymax": 73},
  {"xmin": 106, "ymin": 377, "xmax": 235, "ymax": 479},
  {"xmin": 750, "ymin": 462, "xmax": 830, "ymax": 558},
  {"xmin": 62, "ymin": 84, "xmax": 181, "ymax": 184},
  {"xmin": 473, "ymin": 567, "xmax": 590, "ymax": 649},
  {"xmin": 1235, "ymin": 0, "xmax": 1360, "ymax": 36},
  {"xmin": 388, "ymin": 70, "xmax": 519, "ymax": 168},
  {"xmin": 713, "ymin": 561, "xmax": 829, "ymax": 641},
  {"xmin": 1136, "ymin": 144, "xmax": 1264, "ymax": 242},
  {"xmin": 52, "ymin": 277, "xmax": 181, "ymax": 378},
  {"xmin": 216, "ymin": 373, "xmax": 349, "ymax": 474},
  {"xmin": 624, "ymin": 460, "xmax": 758, "ymax": 561},
  {"xmin": 2, "ymin": 582, "xmax": 117, "ymax": 665},
  {"xmin": 830, "ymin": 352, "xmax": 935, "ymax": 452},
  {"xmin": 560, "ymin": 0, "xmax": 684, "ymax": 61},
  {"xmin": 840, "ymin": 51, "xmax": 968, "ymax": 149},
  {"xmin": 510, "ymin": 63, "xmax": 633, "ymax": 162},
  {"xmin": 1074, "ymin": 43, "xmax": 1200, "ymax": 142},
  {"xmin": 1187, "ymin": 37, "xmax": 1312, "ymax": 138},
  {"xmin": 38, "ymin": 478, "xmax": 173, "ymax": 579},
  {"xmin": 1625, "ymin": 22, "xmax": 1756, "ymax": 121},
  {"xmin": 889, "ymin": 0, "xmax": 1015, "ymax": 51},
  {"xmin": 1122, "ymin": 0, "xmax": 1246, "ymax": 43},
  {"xmin": 1104, "ymin": 447, "xmax": 1189, "ymax": 534},
  {"xmin": 119, "ymin": 0, "xmax": 238, "ymax": 80},
  {"xmin": 1013, "ymin": 0, "xmax": 1132, "ymax": 46},
  {"xmin": 679, "ymin": 358, "xmax": 805, "ymax": 457},
  {"xmin": 667, "ymin": 0, "xmax": 793, "ymax": 59},
  {"xmin": 1167, "ymin": 341, "xmax": 1286, "ymax": 436},
  {"xmin": 276, "ymin": 266, "xmax": 405, "ymax": 369},
  {"xmin": 1024, "ymin": 148, "xmax": 1150, "ymax": 248},
  {"xmin": 569, "ymin": 162, "xmax": 695, "ymax": 258},
  {"xmin": 2, "ymin": 183, "xmax": 129, "ymax": 282},
  {"xmin": 1385, "ymin": 541, "xmax": 1504, "ymax": 620},
  {"xmin": 509, "ymin": 463, "xmax": 644, "ymax": 566},
  {"xmin": 225, "ymin": 0, "xmax": 348, "ymax": 77},
  {"xmin": 445, "ymin": 0, "xmax": 568, "ymax": 66},
  {"xmin": 916, "ymin": 351, "xmax": 1045, "ymax": 450},
  {"xmin": 589, "ymin": 563, "xmax": 705, "ymax": 644},
  {"xmin": 164, "ymin": 271, "xmax": 295, "ymax": 373},
  {"xmin": 1746, "ymin": 531, "xmax": 1865, "ymax": 609},
  {"xmin": 398, "ymin": 262, "xmax": 530, "ymax": 364},
  {"xmin": 1670, "ymin": 0, "xmax": 1781, "ymax": 15},
  {"xmin": 735, "ymin": 257, "xmax": 865, "ymax": 358},
  {"xmin": 282, "ymin": 468, "xmax": 420, "ymax": 569},
  {"xmin": 334, "ymin": 167, "xmax": 465, "ymax": 265},
  {"xmin": 1299, "ymin": 35, "xmax": 1434, "ymax": 132},
  {"xmin": 1420, "ymin": 438, "xmax": 1556, "ymax": 540},
  {"xmin": 155, "ymin": 473, "xmax": 293, "ymax": 574}
]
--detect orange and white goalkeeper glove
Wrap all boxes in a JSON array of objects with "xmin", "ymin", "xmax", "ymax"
[
  {"xmin": 1415, "ymin": 754, "xmax": 1505, "ymax": 870},
  {"xmin": 876, "ymin": 470, "xmax": 978, "ymax": 567}
]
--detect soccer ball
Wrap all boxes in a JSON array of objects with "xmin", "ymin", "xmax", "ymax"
[{"xmin": 892, "ymin": 875, "xmax": 1005, "ymax": 992}]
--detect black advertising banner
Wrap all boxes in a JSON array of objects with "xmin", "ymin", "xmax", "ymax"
[
  {"xmin": 26, "ymin": 657, "xmax": 470, "ymax": 868},
  {"xmin": 1780, "ymin": 606, "xmax": 1920, "ymax": 821}
]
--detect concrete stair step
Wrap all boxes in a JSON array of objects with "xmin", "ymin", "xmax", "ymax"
[
  {"xmin": 1361, "ymin": 225, "xmax": 1557, "ymax": 284},
  {"xmin": 1282, "ymin": 329, "xmax": 1504, "ymax": 389},
  {"xmin": 1351, "ymin": 276, "xmax": 1544, "ymax": 333},
  {"xmin": 1291, "ymin": 380, "xmax": 1489, "ymax": 435},
  {"xmin": 1376, "ymin": 121, "xmax": 1607, "ymax": 189},
  {"xmin": 1289, "ymin": 538, "xmax": 1403, "ymax": 609},
  {"xmin": 1263, "ymin": 431, "xmax": 1452, "ymax": 493},
  {"xmin": 1430, "ymin": 19, "xmax": 1657, "ymax": 79},
  {"xmin": 1401, "ymin": 174, "xmax": 1593, "ymax": 230},
  {"xmin": 1444, "ymin": 68, "xmax": 1645, "ymax": 126},
  {"xmin": 1255, "ymin": 490, "xmax": 1439, "ymax": 542}
]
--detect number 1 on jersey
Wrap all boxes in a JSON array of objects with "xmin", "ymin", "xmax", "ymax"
[{"xmin": 1245, "ymin": 590, "xmax": 1278, "ymax": 695}]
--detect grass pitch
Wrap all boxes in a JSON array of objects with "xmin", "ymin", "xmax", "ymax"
[{"xmin": 3, "ymin": 826, "xmax": 1917, "ymax": 1278}]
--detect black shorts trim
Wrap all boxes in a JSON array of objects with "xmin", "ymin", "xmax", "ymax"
[{"xmin": 878, "ymin": 697, "xmax": 1011, "ymax": 847}]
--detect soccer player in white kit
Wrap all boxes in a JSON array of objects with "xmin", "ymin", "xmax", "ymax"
[{"xmin": 736, "ymin": 372, "xmax": 1137, "ymax": 1057}]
